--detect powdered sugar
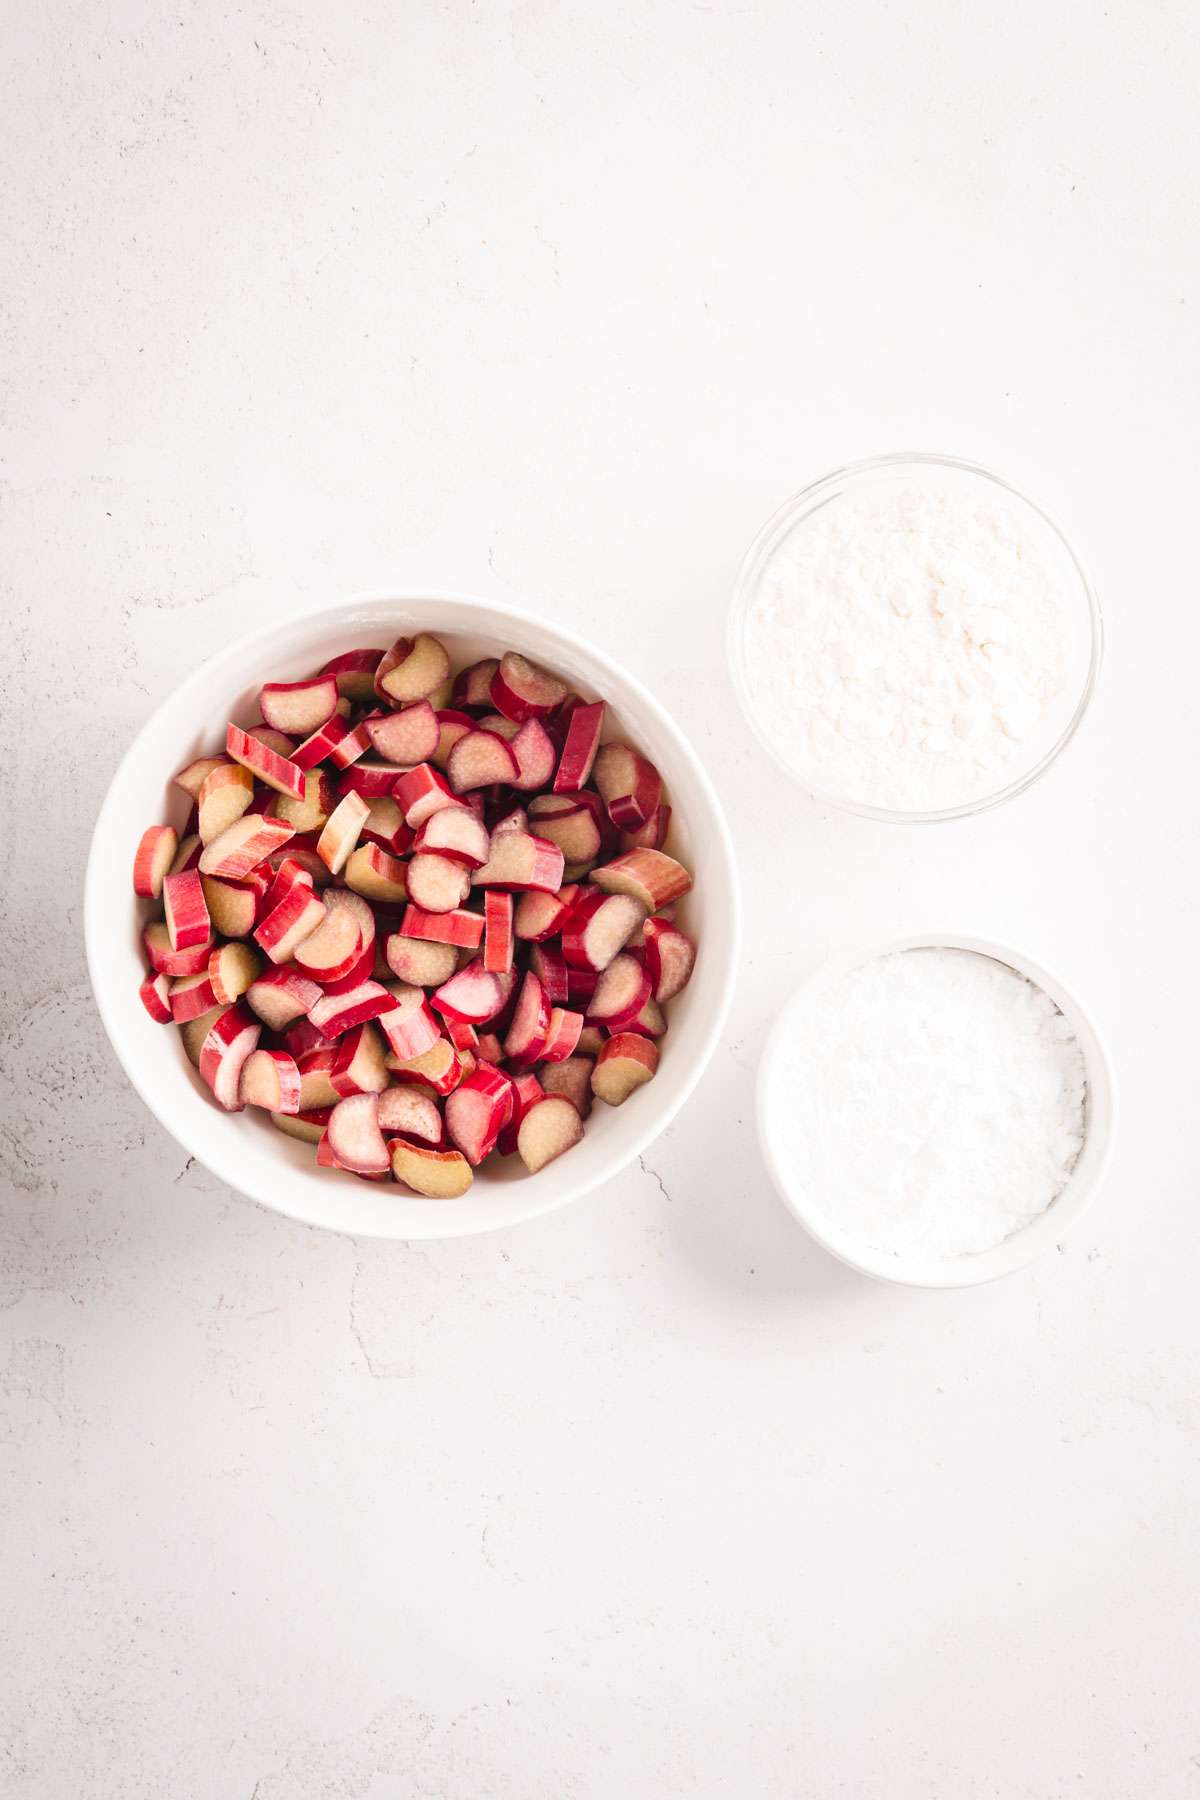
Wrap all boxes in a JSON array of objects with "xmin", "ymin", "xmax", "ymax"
[
  {"xmin": 773, "ymin": 949, "xmax": 1087, "ymax": 1262},
  {"xmin": 742, "ymin": 474, "xmax": 1077, "ymax": 813}
]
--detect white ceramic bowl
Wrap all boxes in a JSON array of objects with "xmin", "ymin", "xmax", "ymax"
[
  {"xmin": 758, "ymin": 933, "xmax": 1115, "ymax": 1286},
  {"xmin": 86, "ymin": 593, "xmax": 740, "ymax": 1240}
]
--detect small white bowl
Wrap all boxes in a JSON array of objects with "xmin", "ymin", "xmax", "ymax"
[
  {"xmin": 758, "ymin": 933, "xmax": 1115, "ymax": 1287},
  {"xmin": 85, "ymin": 592, "xmax": 740, "ymax": 1240}
]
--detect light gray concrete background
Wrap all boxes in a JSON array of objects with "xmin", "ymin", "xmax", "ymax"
[{"xmin": 2, "ymin": 2, "xmax": 1198, "ymax": 1795}]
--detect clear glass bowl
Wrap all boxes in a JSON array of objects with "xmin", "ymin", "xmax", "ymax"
[{"xmin": 728, "ymin": 452, "xmax": 1103, "ymax": 823}]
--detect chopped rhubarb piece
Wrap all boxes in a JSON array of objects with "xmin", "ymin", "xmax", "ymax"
[
  {"xmin": 561, "ymin": 889, "xmax": 646, "ymax": 971},
  {"xmin": 133, "ymin": 824, "xmax": 179, "ymax": 899},
  {"xmin": 225, "ymin": 722, "xmax": 305, "ymax": 799},
  {"xmin": 489, "ymin": 805, "xmax": 528, "ymax": 838},
  {"xmin": 138, "ymin": 971, "xmax": 173, "ymax": 1022},
  {"xmin": 392, "ymin": 762, "xmax": 458, "ymax": 828},
  {"xmin": 398, "ymin": 906, "xmax": 485, "ymax": 950},
  {"xmin": 292, "ymin": 896, "xmax": 363, "ymax": 984},
  {"xmin": 527, "ymin": 793, "xmax": 603, "ymax": 866},
  {"xmin": 365, "ymin": 699, "xmax": 439, "ymax": 764},
  {"xmin": 390, "ymin": 1141, "xmax": 472, "ymax": 1197},
  {"xmin": 297, "ymin": 1048, "xmax": 340, "ymax": 1108},
  {"xmin": 260, "ymin": 676, "xmax": 339, "ymax": 738},
  {"xmin": 360, "ymin": 795, "xmax": 411, "ymax": 856},
  {"xmin": 622, "ymin": 804, "xmax": 671, "ymax": 851},
  {"xmin": 174, "ymin": 755, "xmax": 226, "ymax": 801},
  {"xmin": 591, "ymin": 1032, "xmax": 659, "ymax": 1105},
  {"xmin": 566, "ymin": 966, "xmax": 599, "ymax": 1007},
  {"xmin": 431, "ymin": 962, "xmax": 505, "ymax": 1025},
  {"xmin": 384, "ymin": 932, "xmax": 459, "ymax": 986},
  {"xmin": 331, "ymin": 1022, "xmax": 389, "ymax": 1097},
  {"xmin": 471, "ymin": 831, "xmax": 564, "ymax": 894},
  {"xmin": 316, "ymin": 790, "xmax": 369, "ymax": 874},
  {"xmin": 266, "ymin": 839, "xmax": 328, "ymax": 886},
  {"xmin": 335, "ymin": 757, "xmax": 400, "ymax": 796},
  {"xmin": 541, "ymin": 1006, "xmax": 584, "ymax": 1063},
  {"xmin": 292, "ymin": 712, "xmax": 357, "ymax": 771},
  {"xmin": 376, "ymin": 983, "xmax": 442, "ymax": 1061},
  {"xmin": 327, "ymin": 717, "xmax": 375, "ymax": 770},
  {"xmin": 516, "ymin": 1095, "xmax": 583, "ymax": 1173},
  {"xmin": 320, "ymin": 648, "xmax": 385, "ymax": 703},
  {"xmin": 482, "ymin": 890, "xmax": 514, "ymax": 975},
  {"xmin": 208, "ymin": 941, "xmax": 260, "ymax": 1005},
  {"xmin": 553, "ymin": 701, "xmax": 605, "ymax": 793},
  {"xmin": 254, "ymin": 881, "xmax": 326, "ymax": 964},
  {"xmin": 432, "ymin": 709, "xmax": 475, "ymax": 769},
  {"xmin": 593, "ymin": 742, "xmax": 662, "ymax": 830},
  {"xmin": 386, "ymin": 1034, "xmax": 461, "ymax": 1095},
  {"xmin": 585, "ymin": 952, "xmax": 652, "ymax": 1029},
  {"xmin": 478, "ymin": 712, "xmax": 519, "ymax": 741},
  {"xmin": 489, "ymin": 651, "xmax": 569, "ymax": 722},
  {"xmin": 198, "ymin": 1005, "xmax": 261, "ymax": 1111},
  {"xmin": 173, "ymin": 984, "xmax": 223, "ymax": 1046},
  {"xmin": 514, "ymin": 884, "xmax": 579, "ymax": 942},
  {"xmin": 247, "ymin": 725, "xmax": 295, "ymax": 758},
  {"xmin": 199, "ymin": 814, "xmax": 294, "ymax": 880},
  {"xmin": 445, "ymin": 1064, "xmax": 513, "ymax": 1164},
  {"xmin": 378, "ymin": 1085, "xmax": 443, "ymax": 1144},
  {"xmin": 143, "ymin": 921, "xmax": 210, "ymax": 978},
  {"xmin": 308, "ymin": 980, "xmax": 393, "ymax": 1038},
  {"xmin": 271, "ymin": 770, "xmax": 335, "ymax": 835},
  {"xmin": 540, "ymin": 1056, "xmax": 593, "ymax": 1119},
  {"xmin": 162, "ymin": 868, "xmax": 210, "ymax": 952},
  {"xmin": 509, "ymin": 718, "xmax": 558, "ymax": 791},
  {"xmin": 642, "ymin": 918, "xmax": 696, "ymax": 1002},
  {"xmin": 195, "ymin": 763, "xmax": 254, "ymax": 845},
  {"xmin": 271, "ymin": 1107, "xmax": 334, "ymax": 1145},
  {"xmin": 245, "ymin": 967, "xmax": 324, "ymax": 1030},
  {"xmin": 280, "ymin": 1017, "xmax": 336, "ymax": 1060},
  {"xmin": 495, "ymin": 1071, "xmax": 545, "ymax": 1155},
  {"xmin": 375, "ymin": 632, "xmax": 451, "ymax": 706},
  {"xmin": 407, "ymin": 852, "xmax": 471, "ymax": 914},
  {"xmin": 447, "ymin": 729, "xmax": 520, "ymax": 793},
  {"xmin": 630, "ymin": 994, "xmax": 667, "ymax": 1038},
  {"xmin": 240, "ymin": 1047, "xmax": 302, "ymax": 1114},
  {"xmin": 412, "ymin": 804, "xmax": 490, "ymax": 867},
  {"xmin": 451, "ymin": 658, "xmax": 499, "ymax": 708},
  {"xmin": 503, "ymin": 970, "xmax": 552, "ymax": 1065},
  {"xmin": 529, "ymin": 941, "xmax": 568, "ymax": 1006},
  {"xmin": 328, "ymin": 1093, "xmax": 390, "ymax": 1175},
  {"xmin": 343, "ymin": 842, "xmax": 409, "ymax": 905},
  {"xmin": 168, "ymin": 833, "xmax": 203, "ymax": 875},
  {"xmin": 590, "ymin": 849, "xmax": 692, "ymax": 911}
]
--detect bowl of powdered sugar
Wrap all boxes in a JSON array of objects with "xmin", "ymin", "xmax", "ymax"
[
  {"xmin": 730, "ymin": 454, "xmax": 1101, "ymax": 820},
  {"xmin": 758, "ymin": 935, "xmax": 1114, "ymax": 1286}
]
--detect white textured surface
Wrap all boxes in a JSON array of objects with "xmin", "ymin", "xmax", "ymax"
[{"xmin": 2, "ymin": 3, "xmax": 1198, "ymax": 1796}]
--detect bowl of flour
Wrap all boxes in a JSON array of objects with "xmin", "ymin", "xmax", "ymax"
[
  {"xmin": 758, "ymin": 935, "xmax": 1115, "ymax": 1286},
  {"xmin": 730, "ymin": 454, "xmax": 1101, "ymax": 820}
]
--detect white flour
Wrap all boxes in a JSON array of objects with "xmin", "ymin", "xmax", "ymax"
[
  {"xmin": 774, "ymin": 949, "xmax": 1087, "ymax": 1261},
  {"xmin": 743, "ymin": 477, "xmax": 1072, "ymax": 812}
]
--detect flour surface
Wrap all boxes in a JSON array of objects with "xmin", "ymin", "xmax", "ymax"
[
  {"xmin": 744, "ymin": 479, "xmax": 1072, "ymax": 811},
  {"xmin": 775, "ymin": 949, "xmax": 1087, "ymax": 1261}
]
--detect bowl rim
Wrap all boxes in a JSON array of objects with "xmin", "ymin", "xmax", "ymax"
[
  {"xmin": 84, "ymin": 588, "xmax": 741, "ymax": 1239},
  {"xmin": 728, "ymin": 450, "xmax": 1104, "ymax": 823},
  {"xmin": 756, "ymin": 931, "xmax": 1117, "ymax": 1287}
]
